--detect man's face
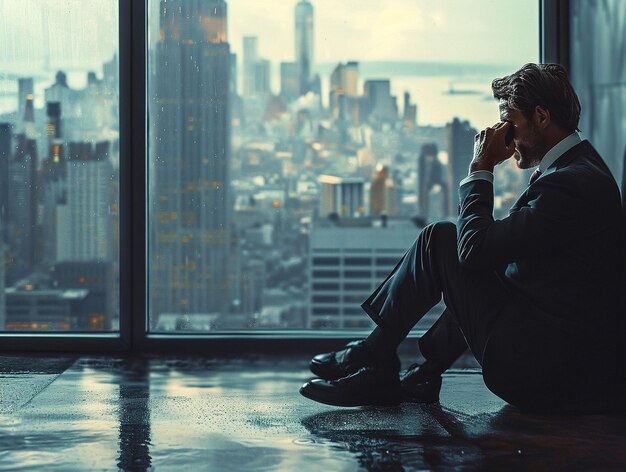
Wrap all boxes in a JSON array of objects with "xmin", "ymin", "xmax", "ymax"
[{"xmin": 499, "ymin": 100, "xmax": 546, "ymax": 169}]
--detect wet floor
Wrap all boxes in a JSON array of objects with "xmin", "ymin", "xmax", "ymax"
[{"xmin": 0, "ymin": 355, "xmax": 625, "ymax": 471}]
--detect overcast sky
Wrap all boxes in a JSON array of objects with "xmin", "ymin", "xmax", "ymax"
[
  {"xmin": 0, "ymin": 0, "xmax": 538, "ymax": 74},
  {"xmin": 228, "ymin": 0, "xmax": 539, "ymax": 65}
]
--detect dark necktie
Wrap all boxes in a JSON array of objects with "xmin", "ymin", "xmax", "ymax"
[{"xmin": 529, "ymin": 169, "xmax": 542, "ymax": 185}]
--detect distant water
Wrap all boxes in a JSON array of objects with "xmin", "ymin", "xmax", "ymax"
[{"xmin": 387, "ymin": 75, "xmax": 500, "ymax": 129}]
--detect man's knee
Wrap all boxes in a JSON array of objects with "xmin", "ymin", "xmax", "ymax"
[
  {"xmin": 429, "ymin": 221, "xmax": 456, "ymax": 235},
  {"xmin": 422, "ymin": 221, "xmax": 457, "ymax": 243},
  {"xmin": 416, "ymin": 221, "xmax": 458, "ymax": 256}
]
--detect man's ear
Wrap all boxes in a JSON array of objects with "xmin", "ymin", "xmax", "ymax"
[{"xmin": 534, "ymin": 105, "xmax": 551, "ymax": 129}]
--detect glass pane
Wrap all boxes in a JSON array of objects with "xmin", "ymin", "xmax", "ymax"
[
  {"xmin": 147, "ymin": 0, "xmax": 538, "ymax": 332},
  {"xmin": 570, "ymin": 0, "xmax": 626, "ymax": 182},
  {"xmin": 0, "ymin": 0, "xmax": 119, "ymax": 332}
]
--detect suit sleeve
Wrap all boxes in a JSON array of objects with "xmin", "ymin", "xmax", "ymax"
[{"xmin": 456, "ymin": 172, "xmax": 585, "ymax": 271}]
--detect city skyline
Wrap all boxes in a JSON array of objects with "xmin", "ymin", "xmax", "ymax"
[
  {"xmin": 0, "ymin": 0, "xmax": 538, "ymax": 130},
  {"xmin": 0, "ymin": 0, "xmax": 540, "ymax": 332},
  {"xmin": 0, "ymin": 0, "xmax": 537, "ymax": 71}
]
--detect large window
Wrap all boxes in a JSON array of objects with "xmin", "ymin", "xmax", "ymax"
[
  {"xmin": 0, "ymin": 0, "xmax": 119, "ymax": 332},
  {"xmin": 570, "ymin": 0, "xmax": 626, "ymax": 184},
  {"xmin": 147, "ymin": 0, "xmax": 539, "ymax": 333}
]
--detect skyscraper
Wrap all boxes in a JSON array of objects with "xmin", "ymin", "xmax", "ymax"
[
  {"xmin": 417, "ymin": 143, "xmax": 447, "ymax": 222},
  {"xmin": 254, "ymin": 59, "xmax": 271, "ymax": 96},
  {"xmin": 41, "ymin": 103, "xmax": 66, "ymax": 265},
  {"xmin": 0, "ymin": 123, "xmax": 11, "ymax": 243},
  {"xmin": 229, "ymin": 52, "xmax": 238, "ymax": 95},
  {"xmin": 242, "ymin": 36, "xmax": 258, "ymax": 97},
  {"xmin": 445, "ymin": 118, "xmax": 476, "ymax": 216},
  {"xmin": 280, "ymin": 62, "xmax": 299, "ymax": 103},
  {"xmin": 151, "ymin": 0, "xmax": 232, "ymax": 326},
  {"xmin": 329, "ymin": 61, "xmax": 359, "ymax": 121},
  {"xmin": 370, "ymin": 164, "xmax": 401, "ymax": 217},
  {"xmin": 294, "ymin": 0, "xmax": 314, "ymax": 96},
  {"xmin": 57, "ymin": 142, "xmax": 112, "ymax": 262},
  {"xmin": 403, "ymin": 92, "xmax": 417, "ymax": 128},
  {"xmin": 7, "ymin": 133, "xmax": 37, "ymax": 283},
  {"xmin": 6, "ymin": 94, "xmax": 39, "ymax": 284},
  {"xmin": 0, "ymin": 123, "xmax": 8, "ymax": 330},
  {"xmin": 364, "ymin": 80, "xmax": 396, "ymax": 123},
  {"xmin": 17, "ymin": 78, "xmax": 34, "ymax": 130}
]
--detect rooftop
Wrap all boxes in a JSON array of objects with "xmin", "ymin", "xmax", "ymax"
[{"xmin": 0, "ymin": 353, "xmax": 624, "ymax": 470}]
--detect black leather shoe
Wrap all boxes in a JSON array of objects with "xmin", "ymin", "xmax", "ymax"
[
  {"xmin": 400, "ymin": 363, "xmax": 442, "ymax": 403},
  {"xmin": 300, "ymin": 367, "xmax": 402, "ymax": 407},
  {"xmin": 310, "ymin": 340, "xmax": 400, "ymax": 380}
]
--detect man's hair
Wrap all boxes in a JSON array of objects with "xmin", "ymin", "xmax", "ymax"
[{"xmin": 492, "ymin": 63, "xmax": 581, "ymax": 132}]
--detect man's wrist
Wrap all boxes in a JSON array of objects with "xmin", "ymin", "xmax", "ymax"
[{"xmin": 469, "ymin": 161, "xmax": 494, "ymax": 174}]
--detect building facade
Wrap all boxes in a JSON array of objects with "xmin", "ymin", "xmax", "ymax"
[
  {"xmin": 308, "ymin": 218, "xmax": 420, "ymax": 328},
  {"xmin": 150, "ymin": 0, "xmax": 232, "ymax": 327}
]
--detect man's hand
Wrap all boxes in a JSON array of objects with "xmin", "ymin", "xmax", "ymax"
[{"xmin": 468, "ymin": 121, "xmax": 516, "ymax": 174}]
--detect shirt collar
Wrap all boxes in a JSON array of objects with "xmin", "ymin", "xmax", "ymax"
[{"xmin": 538, "ymin": 132, "xmax": 582, "ymax": 173}]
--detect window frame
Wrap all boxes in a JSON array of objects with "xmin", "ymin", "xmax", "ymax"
[{"xmin": 0, "ymin": 0, "xmax": 556, "ymax": 353}]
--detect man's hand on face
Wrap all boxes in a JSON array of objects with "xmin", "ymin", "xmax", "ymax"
[{"xmin": 468, "ymin": 121, "xmax": 516, "ymax": 174}]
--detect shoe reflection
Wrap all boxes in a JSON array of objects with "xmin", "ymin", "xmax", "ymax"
[{"xmin": 300, "ymin": 403, "xmax": 484, "ymax": 470}]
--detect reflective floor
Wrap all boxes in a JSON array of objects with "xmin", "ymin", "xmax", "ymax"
[{"xmin": 1, "ymin": 354, "xmax": 625, "ymax": 471}]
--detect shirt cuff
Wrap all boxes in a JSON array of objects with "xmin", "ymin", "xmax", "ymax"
[{"xmin": 459, "ymin": 170, "xmax": 494, "ymax": 187}]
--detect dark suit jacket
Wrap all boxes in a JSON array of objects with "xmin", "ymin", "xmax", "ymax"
[{"xmin": 457, "ymin": 140, "xmax": 623, "ymax": 350}]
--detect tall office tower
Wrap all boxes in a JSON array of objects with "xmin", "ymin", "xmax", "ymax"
[
  {"xmin": 294, "ymin": 0, "xmax": 314, "ymax": 96},
  {"xmin": 7, "ymin": 134, "xmax": 38, "ymax": 283},
  {"xmin": 403, "ymin": 91, "xmax": 417, "ymax": 128},
  {"xmin": 229, "ymin": 53, "xmax": 238, "ymax": 95},
  {"xmin": 45, "ymin": 72, "xmax": 73, "ymax": 117},
  {"xmin": 329, "ymin": 62, "xmax": 359, "ymax": 121},
  {"xmin": 56, "ymin": 142, "xmax": 112, "ymax": 262},
  {"xmin": 17, "ymin": 78, "xmax": 34, "ymax": 128},
  {"xmin": 8, "ymin": 94, "xmax": 39, "ymax": 280},
  {"xmin": 22, "ymin": 97, "xmax": 35, "ymax": 131},
  {"xmin": 46, "ymin": 102, "xmax": 62, "ymax": 154},
  {"xmin": 280, "ymin": 62, "xmax": 299, "ymax": 102},
  {"xmin": 41, "ymin": 103, "xmax": 67, "ymax": 265},
  {"xmin": 0, "ymin": 124, "xmax": 8, "ymax": 330},
  {"xmin": 0, "ymin": 232, "xmax": 4, "ymax": 328},
  {"xmin": 445, "ymin": 118, "xmax": 476, "ymax": 216},
  {"xmin": 254, "ymin": 59, "xmax": 271, "ymax": 95},
  {"xmin": 0, "ymin": 123, "xmax": 11, "ymax": 243},
  {"xmin": 152, "ymin": 0, "xmax": 232, "ymax": 324},
  {"xmin": 418, "ymin": 143, "xmax": 447, "ymax": 221},
  {"xmin": 370, "ymin": 164, "xmax": 401, "ymax": 217},
  {"xmin": 318, "ymin": 175, "xmax": 365, "ymax": 218},
  {"xmin": 243, "ymin": 36, "xmax": 259, "ymax": 97},
  {"xmin": 364, "ymin": 80, "xmax": 396, "ymax": 123}
]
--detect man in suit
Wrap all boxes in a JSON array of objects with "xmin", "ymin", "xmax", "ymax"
[{"xmin": 300, "ymin": 63, "xmax": 625, "ymax": 412}]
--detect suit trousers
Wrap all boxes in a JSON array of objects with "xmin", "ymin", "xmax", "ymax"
[
  {"xmin": 361, "ymin": 221, "xmax": 617, "ymax": 410},
  {"xmin": 362, "ymin": 221, "xmax": 510, "ymax": 365}
]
